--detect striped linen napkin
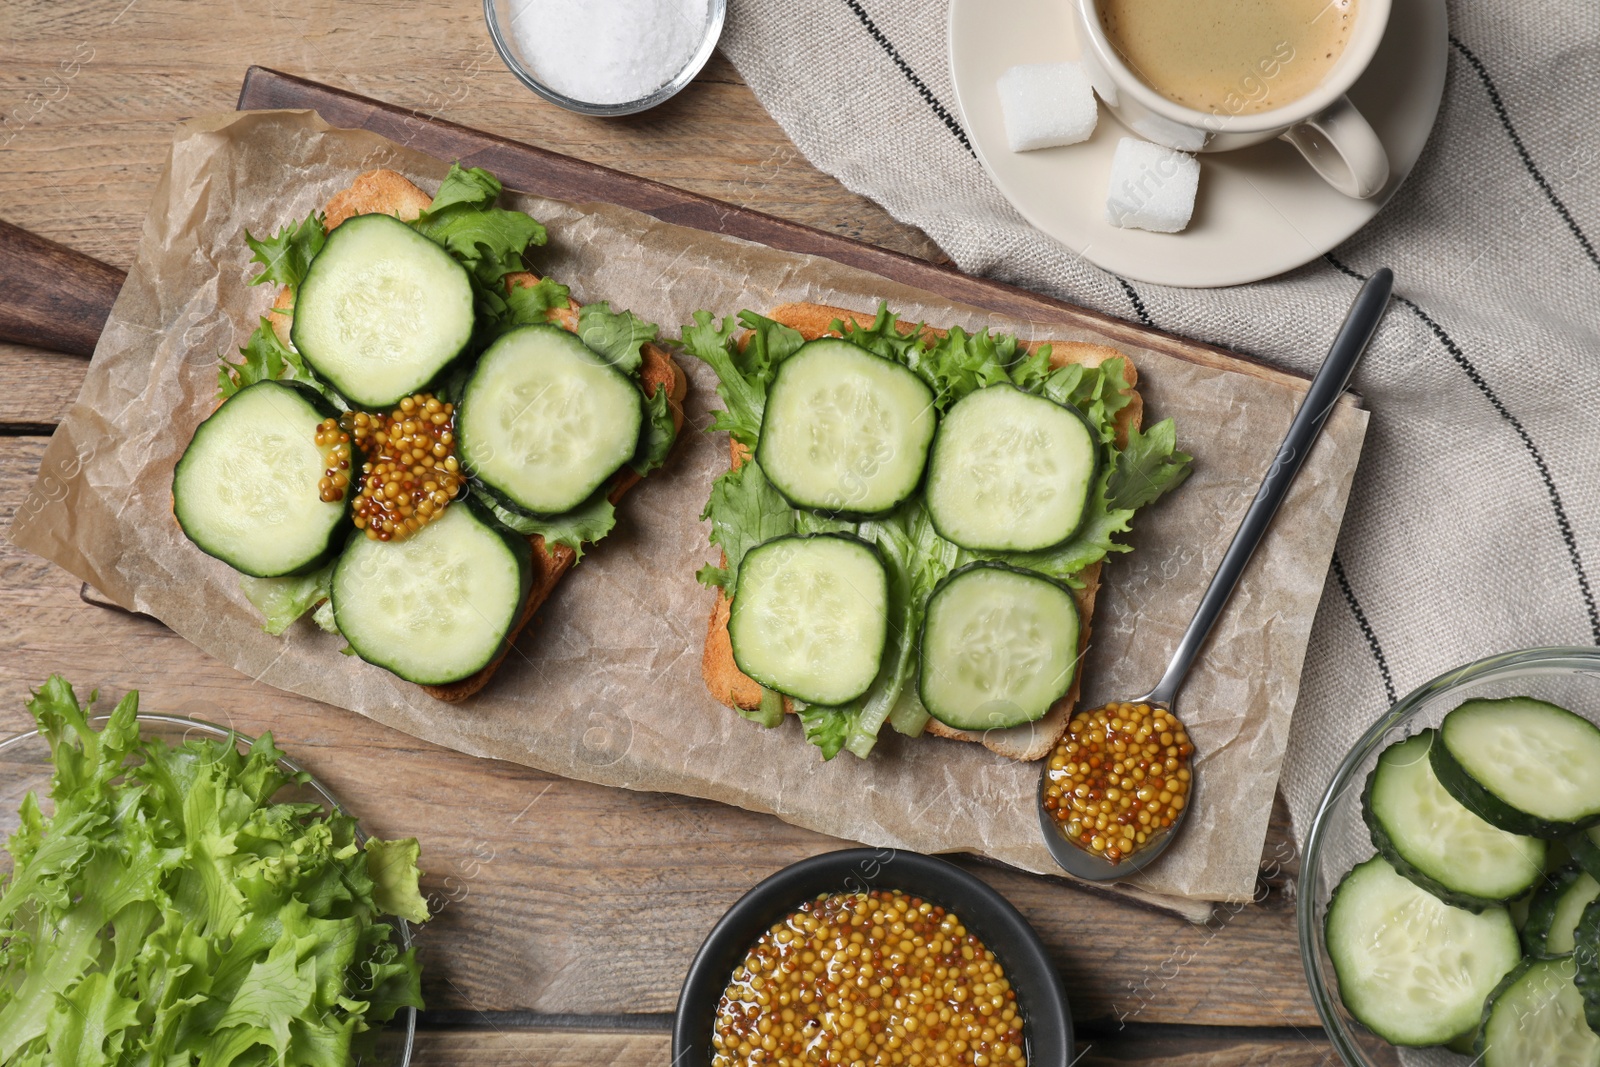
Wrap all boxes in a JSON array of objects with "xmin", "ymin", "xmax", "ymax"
[{"xmin": 720, "ymin": 0, "xmax": 1600, "ymax": 849}]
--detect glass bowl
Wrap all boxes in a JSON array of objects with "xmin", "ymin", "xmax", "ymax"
[
  {"xmin": 0, "ymin": 712, "xmax": 416, "ymax": 1067},
  {"xmin": 484, "ymin": 0, "xmax": 726, "ymax": 116},
  {"xmin": 673, "ymin": 848, "xmax": 1073, "ymax": 1066},
  {"xmin": 1298, "ymin": 646, "xmax": 1600, "ymax": 1067}
]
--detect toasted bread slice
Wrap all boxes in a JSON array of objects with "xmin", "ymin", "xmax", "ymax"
[
  {"xmin": 260, "ymin": 169, "xmax": 687, "ymax": 702},
  {"xmin": 701, "ymin": 302, "xmax": 1142, "ymax": 761}
]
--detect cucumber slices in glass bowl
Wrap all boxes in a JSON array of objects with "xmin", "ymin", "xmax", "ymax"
[{"xmin": 1302, "ymin": 647, "xmax": 1600, "ymax": 1067}]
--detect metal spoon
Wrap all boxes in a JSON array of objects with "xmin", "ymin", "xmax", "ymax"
[{"xmin": 1038, "ymin": 268, "xmax": 1395, "ymax": 881}]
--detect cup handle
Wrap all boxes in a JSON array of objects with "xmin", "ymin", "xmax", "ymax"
[{"xmin": 1279, "ymin": 95, "xmax": 1390, "ymax": 199}]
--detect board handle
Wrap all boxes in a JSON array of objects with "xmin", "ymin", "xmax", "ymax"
[{"xmin": 0, "ymin": 219, "xmax": 126, "ymax": 358}]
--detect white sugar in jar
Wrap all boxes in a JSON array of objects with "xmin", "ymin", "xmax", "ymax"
[{"xmin": 508, "ymin": 0, "xmax": 714, "ymax": 107}]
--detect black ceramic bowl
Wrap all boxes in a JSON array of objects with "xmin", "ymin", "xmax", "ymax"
[{"xmin": 673, "ymin": 848, "xmax": 1072, "ymax": 1065}]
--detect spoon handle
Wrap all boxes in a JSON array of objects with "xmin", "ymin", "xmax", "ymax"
[{"xmin": 1139, "ymin": 268, "xmax": 1394, "ymax": 707}]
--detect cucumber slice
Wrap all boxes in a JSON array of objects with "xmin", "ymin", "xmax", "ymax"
[
  {"xmin": 728, "ymin": 535, "xmax": 888, "ymax": 706},
  {"xmin": 917, "ymin": 563, "xmax": 1080, "ymax": 731},
  {"xmin": 1528, "ymin": 866, "xmax": 1600, "ymax": 958},
  {"xmin": 1326, "ymin": 855, "xmax": 1520, "ymax": 1047},
  {"xmin": 173, "ymin": 380, "xmax": 350, "ymax": 578},
  {"xmin": 923, "ymin": 385, "xmax": 1098, "ymax": 552},
  {"xmin": 1433, "ymin": 697, "xmax": 1600, "ymax": 837},
  {"xmin": 291, "ymin": 213, "xmax": 476, "ymax": 409},
  {"xmin": 331, "ymin": 501, "xmax": 532, "ymax": 686},
  {"xmin": 1573, "ymin": 826, "xmax": 1600, "ymax": 883},
  {"xmin": 1362, "ymin": 731, "xmax": 1546, "ymax": 910},
  {"xmin": 755, "ymin": 339, "xmax": 937, "ymax": 517},
  {"xmin": 457, "ymin": 325, "xmax": 645, "ymax": 516},
  {"xmin": 1476, "ymin": 957, "xmax": 1600, "ymax": 1067},
  {"xmin": 1576, "ymin": 899, "xmax": 1600, "ymax": 1033}
]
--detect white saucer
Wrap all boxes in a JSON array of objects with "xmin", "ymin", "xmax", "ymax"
[{"xmin": 947, "ymin": 0, "xmax": 1448, "ymax": 288}]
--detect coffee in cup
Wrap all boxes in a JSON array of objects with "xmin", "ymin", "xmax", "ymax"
[
  {"xmin": 1096, "ymin": 0, "xmax": 1358, "ymax": 117},
  {"xmin": 1072, "ymin": 0, "xmax": 1389, "ymax": 198}
]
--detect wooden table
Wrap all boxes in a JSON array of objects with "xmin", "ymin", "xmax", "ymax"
[{"xmin": 1, "ymin": 3, "xmax": 1332, "ymax": 1063}]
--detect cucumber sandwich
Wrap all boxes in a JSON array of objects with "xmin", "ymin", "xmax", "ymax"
[
  {"xmin": 174, "ymin": 164, "xmax": 684, "ymax": 696},
  {"xmin": 684, "ymin": 301, "xmax": 1191, "ymax": 760}
]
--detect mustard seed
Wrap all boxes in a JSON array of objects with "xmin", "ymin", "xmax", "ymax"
[{"xmin": 1043, "ymin": 702, "xmax": 1194, "ymax": 864}]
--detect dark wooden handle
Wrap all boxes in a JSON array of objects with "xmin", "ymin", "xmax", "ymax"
[{"xmin": 0, "ymin": 219, "xmax": 125, "ymax": 358}]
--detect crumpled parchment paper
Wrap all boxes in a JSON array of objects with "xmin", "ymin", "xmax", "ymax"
[{"xmin": 10, "ymin": 110, "xmax": 1368, "ymax": 909}]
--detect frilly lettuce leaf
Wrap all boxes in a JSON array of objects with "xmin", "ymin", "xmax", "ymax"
[
  {"xmin": 364, "ymin": 837, "xmax": 430, "ymax": 924},
  {"xmin": 695, "ymin": 461, "xmax": 795, "ymax": 593},
  {"xmin": 797, "ymin": 705, "xmax": 855, "ymax": 761},
  {"xmin": 217, "ymin": 318, "xmax": 309, "ymax": 399},
  {"xmin": 577, "ymin": 302, "xmax": 657, "ymax": 376},
  {"xmin": 631, "ymin": 383, "xmax": 677, "ymax": 476},
  {"xmin": 836, "ymin": 306, "xmax": 1014, "ymax": 409},
  {"xmin": 1109, "ymin": 418, "xmax": 1193, "ymax": 509},
  {"xmin": 244, "ymin": 210, "xmax": 326, "ymax": 292},
  {"xmin": 681, "ymin": 310, "xmax": 805, "ymax": 449},
  {"xmin": 503, "ymin": 276, "xmax": 572, "ymax": 326},
  {"xmin": 410, "ymin": 163, "xmax": 547, "ymax": 287},
  {"xmin": 421, "ymin": 163, "xmax": 504, "ymax": 214},
  {"xmin": 238, "ymin": 563, "xmax": 333, "ymax": 636},
  {"xmin": 477, "ymin": 487, "xmax": 617, "ymax": 562},
  {"xmin": 0, "ymin": 677, "xmax": 426, "ymax": 1065}
]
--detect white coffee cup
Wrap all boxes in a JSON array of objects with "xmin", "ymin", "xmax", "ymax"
[{"xmin": 1071, "ymin": 0, "xmax": 1391, "ymax": 198}]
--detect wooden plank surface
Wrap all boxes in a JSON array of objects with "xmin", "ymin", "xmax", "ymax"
[
  {"xmin": 405, "ymin": 1026, "xmax": 1342, "ymax": 1066},
  {"xmin": 0, "ymin": 2, "xmax": 1330, "ymax": 1059}
]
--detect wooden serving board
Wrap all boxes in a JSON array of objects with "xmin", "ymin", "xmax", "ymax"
[{"xmin": 237, "ymin": 67, "xmax": 1310, "ymax": 392}]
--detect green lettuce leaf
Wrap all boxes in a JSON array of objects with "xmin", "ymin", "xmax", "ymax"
[
  {"xmin": 420, "ymin": 163, "xmax": 503, "ymax": 213},
  {"xmin": 364, "ymin": 838, "xmax": 430, "ymax": 924},
  {"xmin": 504, "ymin": 276, "xmax": 572, "ymax": 326},
  {"xmin": 696, "ymin": 461, "xmax": 795, "ymax": 593},
  {"xmin": 740, "ymin": 687, "xmax": 786, "ymax": 730},
  {"xmin": 1011, "ymin": 352, "xmax": 1135, "ymax": 443},
  {"xmin": 843, "ymin": 503, "xmax": 965, "ymax": 756},
  {"xmin": 797, "ymin": 705, "xmax": 857, "ymax": 761},
  {"xmin": 217, "ymin": 318, "xmax": 309, "ymax": 398},
  {"xmin": 244, "ymin": 211, "xmax": 326, "ymax": 292},
  {"xmin": 477, "ymin": 488, "xmax": 617, "ymax": 561},
  {"xmin": 576, "ymin": 302, "xmax": 657, "ymax": 375},
  {"xmin": 681, "ymin": 310, "xmax": 805, "ymax": 448},
  {"xmin": 0, "ymin": 678, "xmax": 429, "ymax": 1065},
  {"xmin": 237, "ymin": 563, "xmax": 333, "ymax": 636},
  {"xmin": 411, "ymin": 164, "xmax": 547, "ymax": 287},
  {"xmin": 631, "ymin": 384, "xmax": 677, "ymax": 476},
  {"xmin": 1108, "ymin": 418, "xmax": 1193, "ymax": 509},
  {"xmin": 838, "ymin": 308, "xmax": 1016, "ymax": 409}
]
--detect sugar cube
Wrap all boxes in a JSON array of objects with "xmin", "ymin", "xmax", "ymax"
[
  {"xmin": 1105, "ymin": 138, "xmax": 1200, "ymax": 233},
  {"xmin": 997, "ymin": 62, "xmax": 1097, "ymax": 152}
]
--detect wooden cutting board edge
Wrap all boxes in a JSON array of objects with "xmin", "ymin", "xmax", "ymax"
[{"xmin": 235, "ymin": 66, "xmax": 1342, "ymax": 401}]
